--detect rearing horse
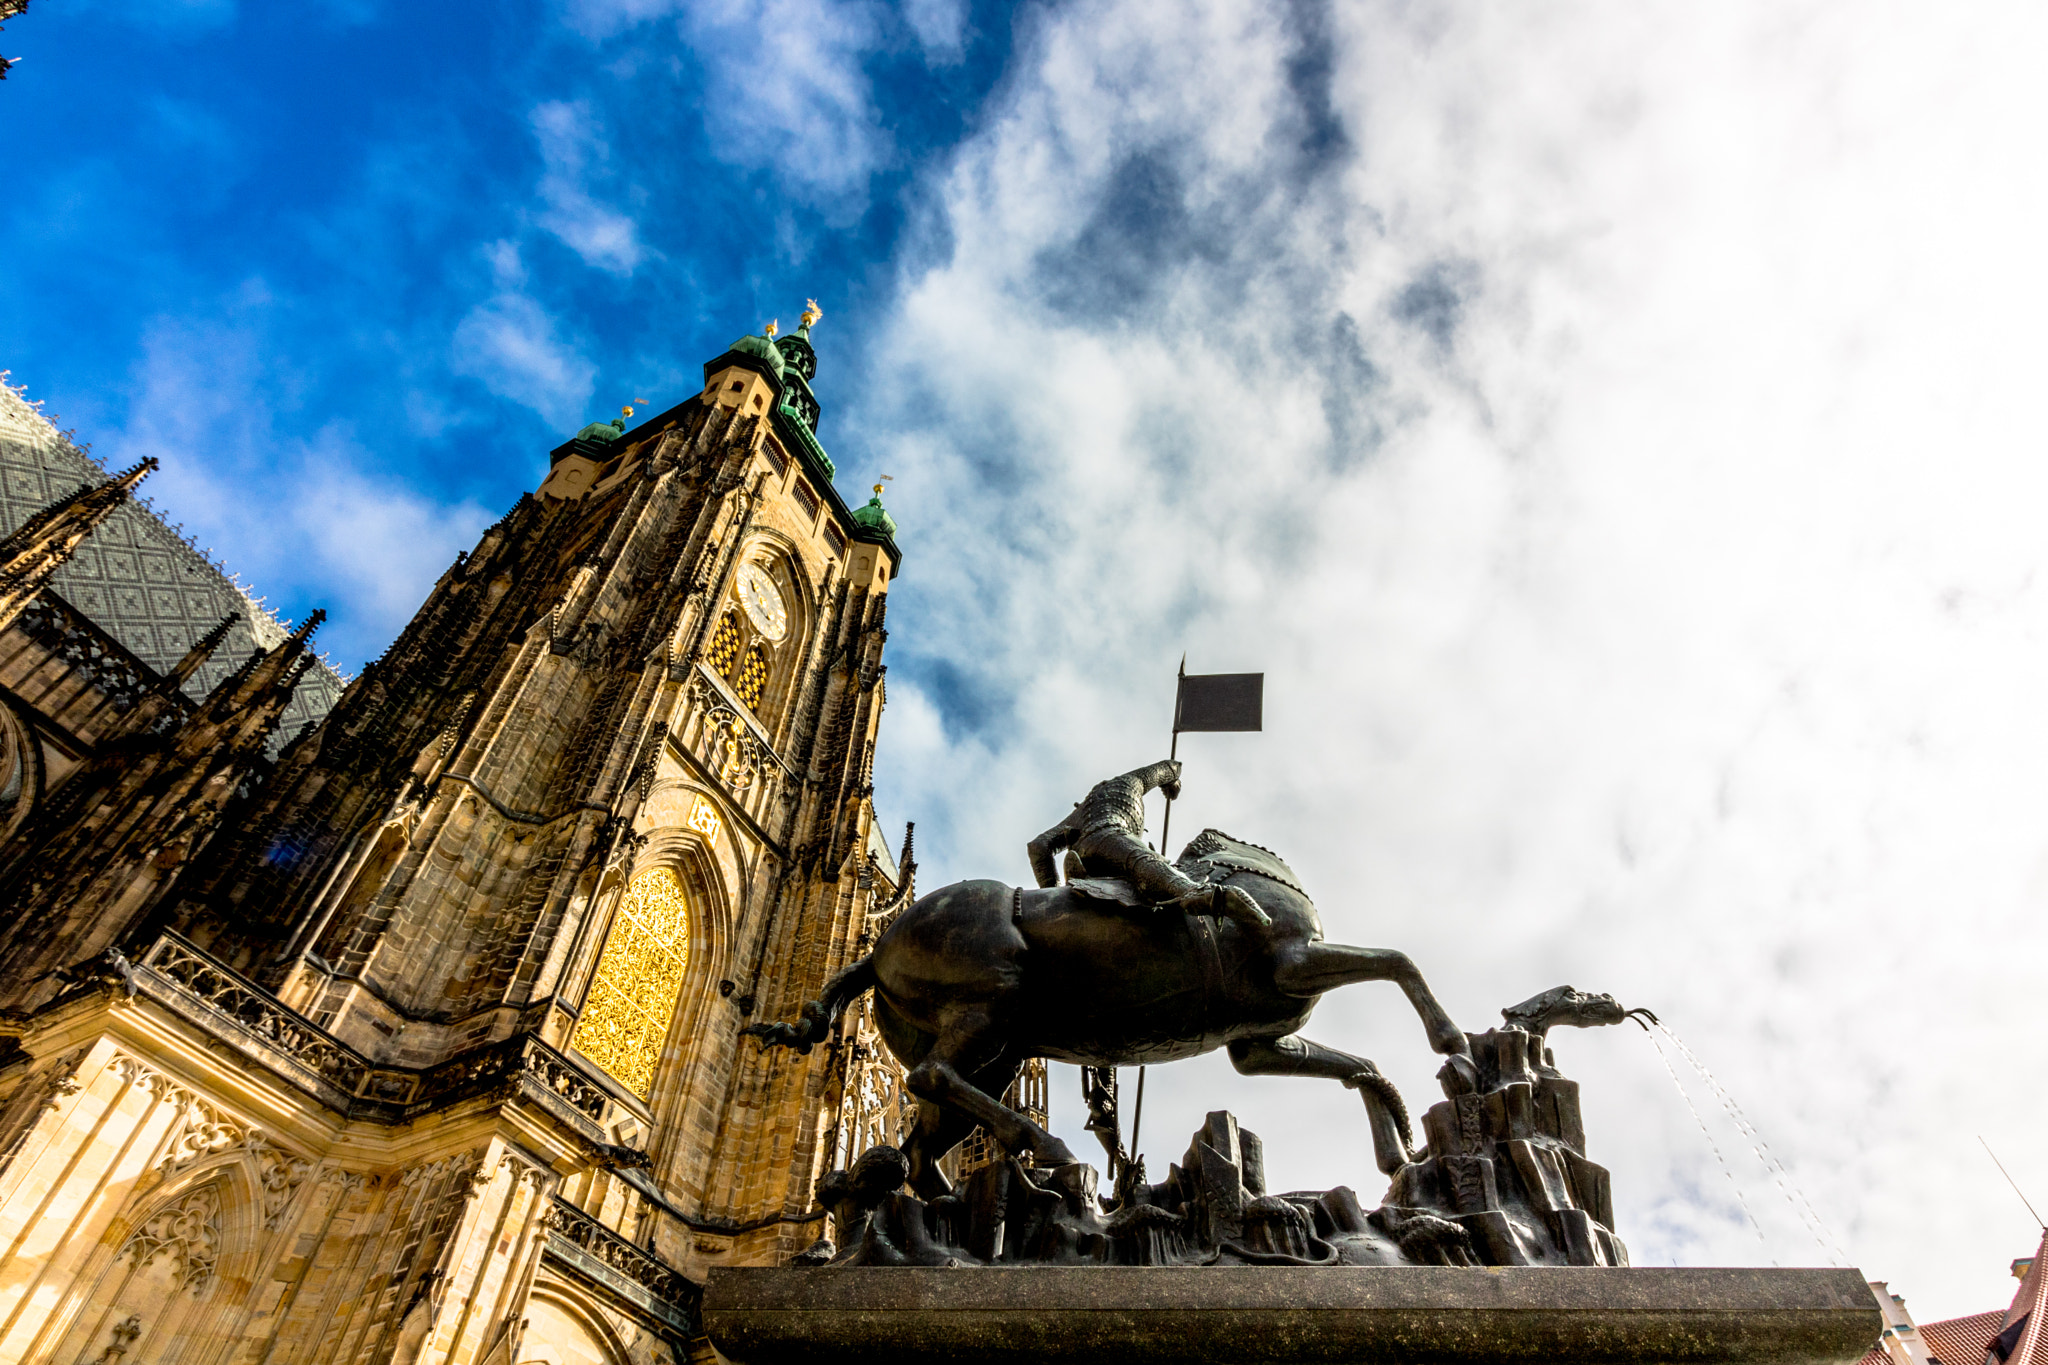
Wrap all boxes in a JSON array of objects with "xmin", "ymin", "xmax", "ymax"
[{"xmin": 747, "ymin": 829, "xmax": 1471, "ymax": 1197}]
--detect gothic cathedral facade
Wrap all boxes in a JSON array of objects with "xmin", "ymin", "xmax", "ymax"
[{"xmin": 0, "ymin": 320, "xmax": 908, "ymax": 1364}]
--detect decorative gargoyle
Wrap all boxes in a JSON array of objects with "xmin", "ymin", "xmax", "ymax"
[{"xmin": 1501, "ymin": 984, "xmax": 1658, "ymax": 1038}]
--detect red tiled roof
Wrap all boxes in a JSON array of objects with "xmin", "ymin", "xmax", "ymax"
[
  {"xmin": 1921, "ymin": 1309, "xmax": 2006, "ymax": 1365},
  {"xmin": 1993, "ymin": 1228, "xmax": 2048, "ymax": 1365},
  {"xmin": 1852, "ymin": 1308, "xmax": 2008, "ymax": 1365}
]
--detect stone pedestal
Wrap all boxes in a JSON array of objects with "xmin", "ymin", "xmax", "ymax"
[{"xmin": 704, "ymin": 1265, "xmax": 1880, "ymax": 1365}]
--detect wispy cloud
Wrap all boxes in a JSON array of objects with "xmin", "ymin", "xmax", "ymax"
[
  {"xmin": 531, "ymin": 99, "xmax": 646, "ymax": 275},
  {"xmin": 559, "ymin": 0, "xmax": 896, "ymax": 209},
  {"xmin": 901, "ymin": 0, "xmax": 967, "ymax": 65},
  {"xmin": 451, "ymin": 245, "xmax": 598, "ymax": 429},
  {"xmin": 681, "ymin": 0, "xmax": 892, "ymax": 205},
  {"xmin": 103, "ymin": 310, "xmax": 493, "ymax": 667}
]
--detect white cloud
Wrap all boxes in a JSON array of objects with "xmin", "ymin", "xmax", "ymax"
[
  {"xmin": 99, "ymin": 313, "xmax": 494, "ymax": 669},
  {"xmin": 901, "ymin": 0, "xmax": 965, "ymax": 65},
  {"xmin": 857, "ymin": 0, "xmax": 2048, "ymax": 1319},
  {"xmin": 531, "ymin": 100, "xmax": 646, "ymax": 275},
  {"xmin": 451, "ymin": 289, "xmax": 596, "ymax": 428},
  {"xmin": 682, "ymin": 0, "xmax": 890, "ymax": 205},
  {"xmin": 558, "ymin": 0, "xmax": 892, "ymax": 209}
]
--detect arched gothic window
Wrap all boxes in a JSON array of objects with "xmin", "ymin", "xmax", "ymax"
[{"xmin": 570, "ymin": 867, "xmax": 692, "ymax": 1099}]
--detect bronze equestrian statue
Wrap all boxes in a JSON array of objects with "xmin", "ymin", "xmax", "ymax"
[{"xmin": 747, "ymin": 771, "xmax": 1473, "ymax": 1198}]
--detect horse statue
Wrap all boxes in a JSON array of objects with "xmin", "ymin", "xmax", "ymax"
[{"xmin": 746, "ymin": 827, "xmax": 1472, "ymax": 1197}]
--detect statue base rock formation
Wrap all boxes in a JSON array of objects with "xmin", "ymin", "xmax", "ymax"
[{"xmin": 803, "ymin": 1006, "xmax": 1634, "ymax": 1271}]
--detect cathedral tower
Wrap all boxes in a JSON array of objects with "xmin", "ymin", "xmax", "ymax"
[{"xmin": 0, "ymin": 316, "xmax": 903, "ymax": 1364}]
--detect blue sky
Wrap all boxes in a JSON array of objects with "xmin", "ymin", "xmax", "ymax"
[
  {"xmin": 10, "ymin": 0, "xmax": 2048, "ymax": 1320},
  {"xmin": 3, "ymin": 0, "xmax": 1014, "ymax": 663}
]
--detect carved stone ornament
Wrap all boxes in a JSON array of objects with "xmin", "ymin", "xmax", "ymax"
[
  {"xmin": 109, "ymin": 1054, "xmax": 319, "ymax": 1230},
  {"xmin": 399, "ymin": 1149, "xmax": 488, "ymax": 1192},
  {"xmin": 702, "ymin": 708, "xmax": 762, "ymax": 792},
  {"xmin": 82, "ymin": 1313, "xmax": 142, "ymax": 1365},
  {"xmin": 544, "ymin": 1197, "xmax": 696, "ymax": 1308},
  {"xmin": 0, "ymin": 1050, "xmax": 84, "ymax": 1189},
  {"xmin": 120, "ymin": 1183, "xmax": 223, "ymax": 1294},
  {"xmin": 256, "ymin": 1148, "xmax": 317, "ymax": 1230},
  {"xmin": 157, "ymin": 1096, "xmax": 243, "ymax": 1174}
]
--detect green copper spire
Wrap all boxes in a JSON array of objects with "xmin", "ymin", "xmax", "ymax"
[
  {"xmin": 729, "ymin": 326, "xmax": 788, "ymax": 379},
  {"xmin": 775, "ymin": 299, "xmax": 821, "ymax": 382},
  {"xmin": 851, "ymin": 482, "xmax": 897, "ymax": 540},
  {"xmin": 571, "ymin": 402, "xmax": 641, "ymax": 444}
]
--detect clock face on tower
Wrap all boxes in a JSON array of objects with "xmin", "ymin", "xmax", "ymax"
[{"xmin": 736, "ymin": 563, "xmax": 788, "ymax": 642}]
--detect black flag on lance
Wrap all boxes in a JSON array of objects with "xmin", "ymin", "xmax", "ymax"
[
  {"xmin": 1173, "ymin": 670, "xmax": 1263, "ymax": 733},
  {"xmin": 1122, "ymin": 661, "xmax": 1264, "ymax": 1189}
]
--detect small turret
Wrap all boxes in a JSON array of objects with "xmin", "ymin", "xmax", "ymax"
[
  {"xmin": 774, "ymin": 300, "xmax": 822, "ymax": 383},
  {"xmin": 850, "ymin": 483, "xmax": 897, "ymax": 541},
  {"xmin": 0, "ymin": 602, "xmax": 325, "ymax": 1012},
  {"xmin": 727, "ymin": 330, "xmax": 787, "ymax": 380},
  {"xmin": 571, "ymin": 402, "xmax": 644, "ymax": 446}
]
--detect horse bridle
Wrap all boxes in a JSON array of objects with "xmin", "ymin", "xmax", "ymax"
[{"xmin": 1192, "ymin": 853, "xmax": 1307, "ymax": 898}]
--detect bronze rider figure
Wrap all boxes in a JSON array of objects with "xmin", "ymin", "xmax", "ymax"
[{"xmin": 1026, "ymin": 759, "xmax": 1272, "ymax": 937}]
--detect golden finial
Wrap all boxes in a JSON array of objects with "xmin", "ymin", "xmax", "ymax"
[
  {"xmin": 764, "ymin": 318, "xmax": 779, "ymax": 337},
  {"xmin": 801, "ymin": 299, "xmax": 823, "ymax": 329}
]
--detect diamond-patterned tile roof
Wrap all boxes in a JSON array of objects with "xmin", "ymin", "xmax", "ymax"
[{"xmin": 0, "ymin": 380, "xmax": 343, "ymax": 742}]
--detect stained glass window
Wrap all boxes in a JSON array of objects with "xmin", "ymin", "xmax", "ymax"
[
  {"xmin": 735, "ymin": 644, "xmax": 769, "ymax": 711},
  {"xmin": 570, "ymin": 867, "xmax": 692, "ymax": 1099},
  {"xmin": 707, "ymin": 611, "xmax": 741, "ymax": 678}
]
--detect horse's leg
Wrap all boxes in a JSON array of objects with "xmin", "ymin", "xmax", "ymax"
[
  {"xmin": 1270, "ymin": 942, "xmax": 1470, "ymax": 1058},
  {"xmin": 1228, "ymin": 1034, "xmax": 1414, "ymax": 1176},
  {"xmin": 900, "ymin": 1052, "xmax": 1029, "ymax": 1200},
  {"xmin": 902, "ymin": 1099, "xmax": 981, "ymax": 1200},
  {"xmin": 902, "ymin": 1010, "xmax": 1078, "ymax": 1174}
]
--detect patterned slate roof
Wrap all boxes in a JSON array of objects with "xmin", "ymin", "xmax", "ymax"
[{"xmin": 0, "ymin": 378, "xmax": 343, "ymax": 741}]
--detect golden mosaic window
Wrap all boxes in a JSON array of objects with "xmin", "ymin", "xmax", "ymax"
[
  {"xmin": 706, "ymin": 611, "xmax": 741, "ymax": 676},
  {"xmin": 570, "ymin": 867, "xmax": 692, "ymax": 1099},
  {"xmin": 735, "ymin": 644, "xmax": 770, "ymax": 710}
]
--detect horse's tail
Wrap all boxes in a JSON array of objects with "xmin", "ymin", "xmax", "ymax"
[{"xmin": 741, "ymin": 954, "xmax": 877, "ymax": 1055}]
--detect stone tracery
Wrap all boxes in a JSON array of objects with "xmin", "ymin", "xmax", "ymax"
[{"xmin": 119, "ymin": 1183, "xmax": 223, "ymax": 1294}]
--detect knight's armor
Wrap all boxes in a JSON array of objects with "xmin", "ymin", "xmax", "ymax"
[
  {"xmin": 1027, "ymin": 760, "xmax": 1271, "ymax": 937},
  {"xmin": 1072, "ymin": 761, "xmax": 1170, "ymax": 839}
]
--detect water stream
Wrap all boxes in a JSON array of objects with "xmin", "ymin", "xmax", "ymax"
[
  {"xmin": 1646, "ymin": 1023, "xmax": 1776, "ymax": 1262},
  {"xmin": 1645, "ymin": 1019, "xmax": 1848, "ymax": 1265}
]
